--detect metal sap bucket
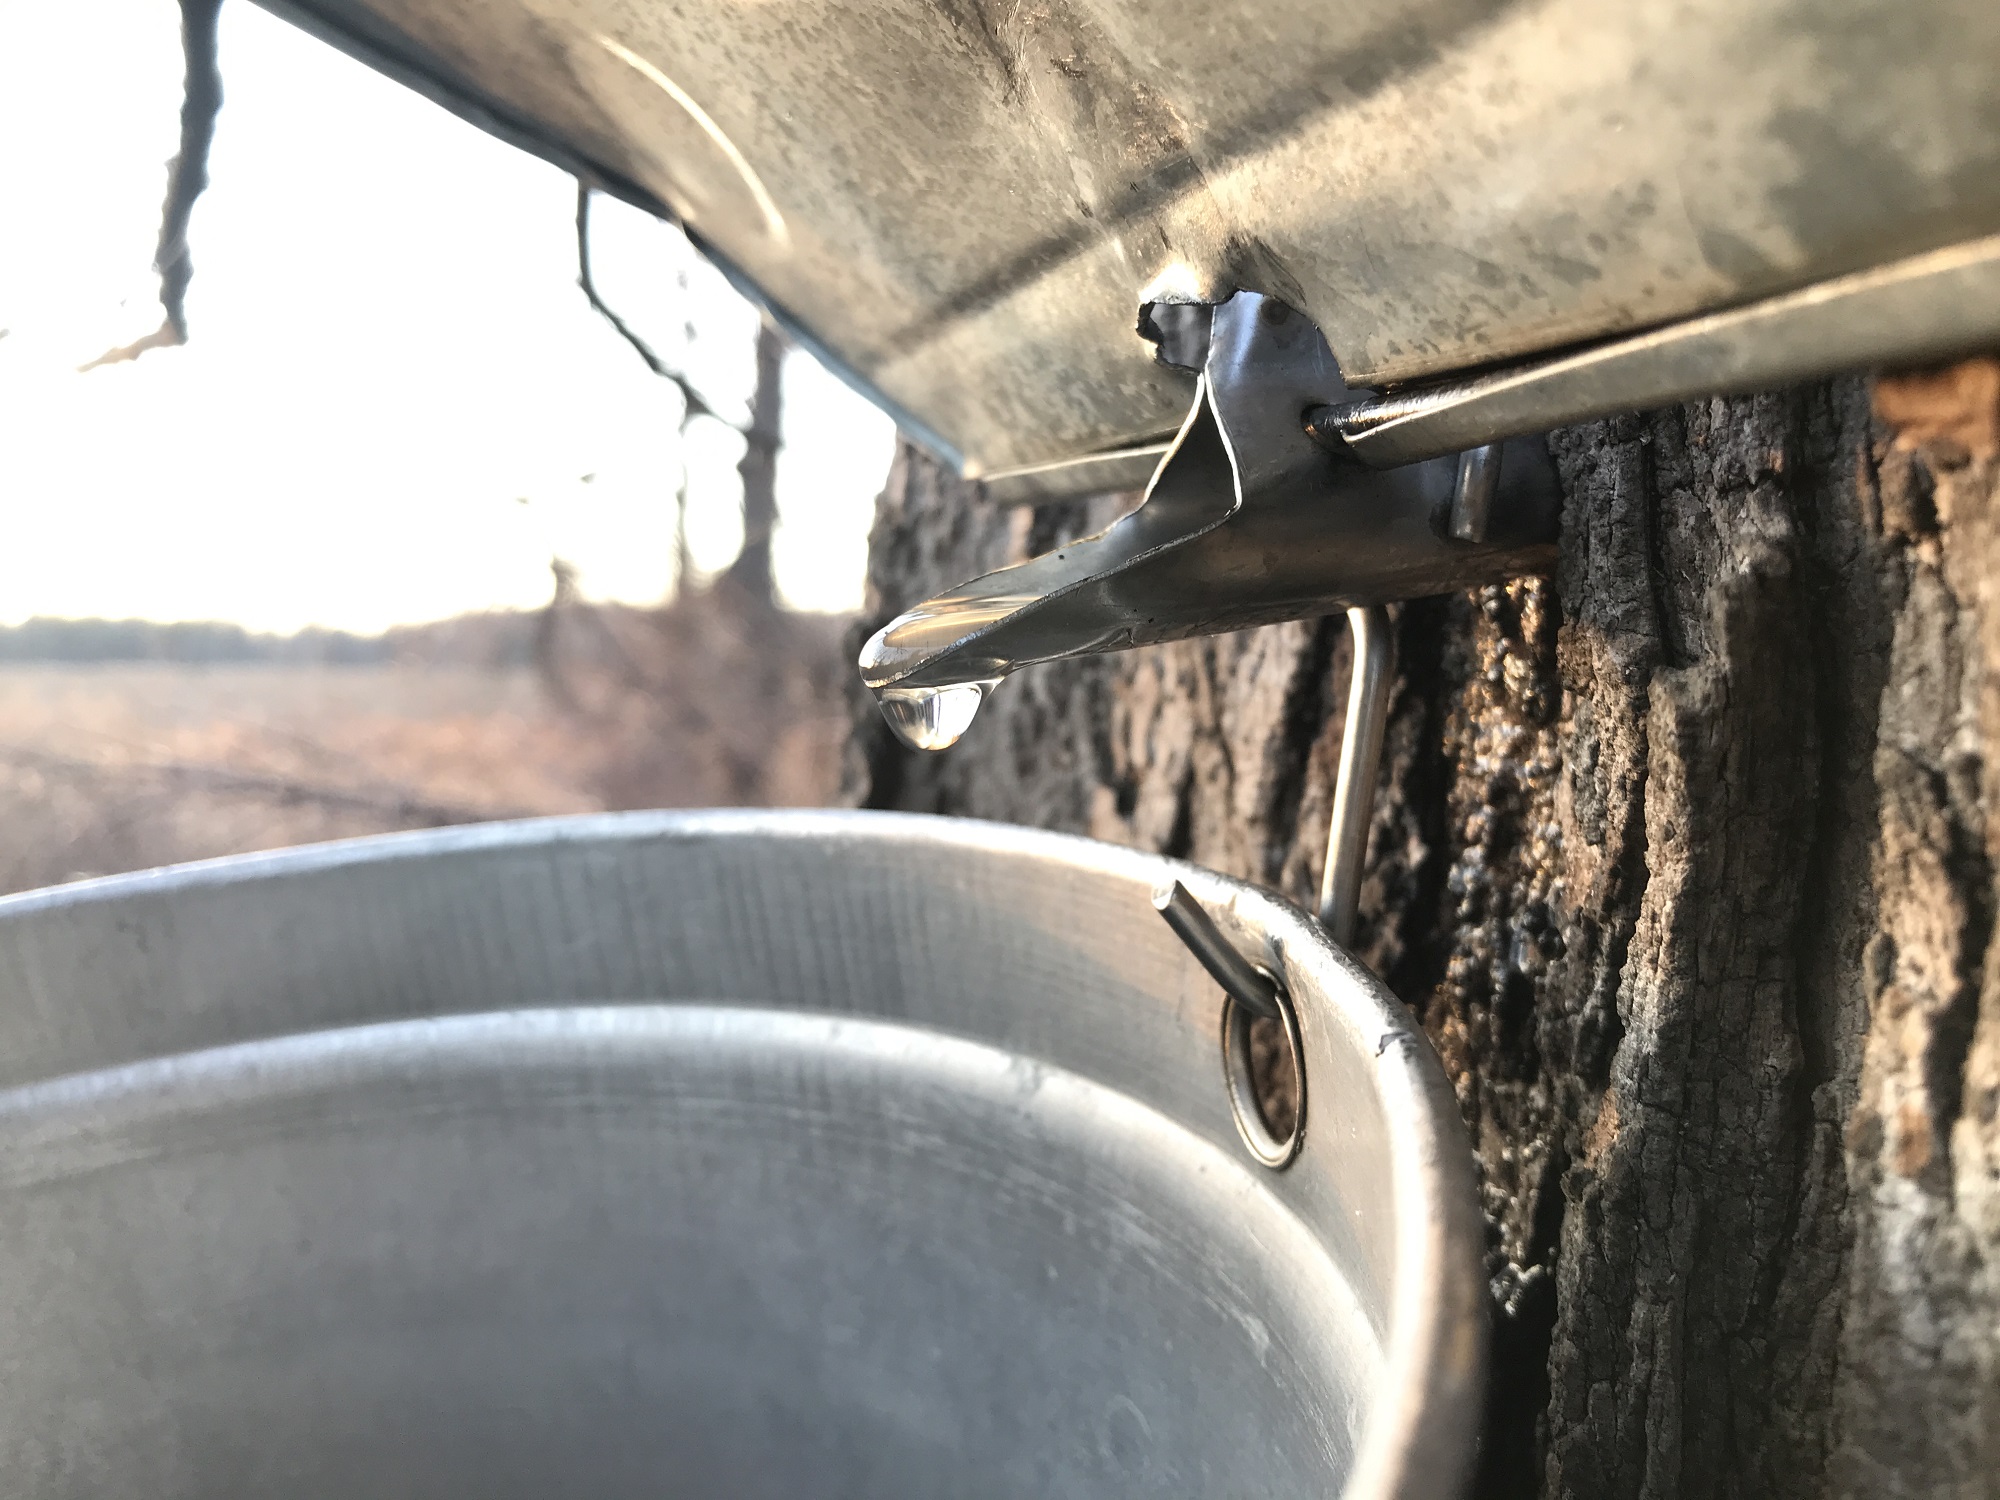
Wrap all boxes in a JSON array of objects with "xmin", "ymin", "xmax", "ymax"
[{"xmin": 0, "ymin": 810, "xmax": 1483, "ymax": 1498}]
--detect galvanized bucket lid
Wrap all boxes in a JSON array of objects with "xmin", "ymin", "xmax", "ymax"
[{"xmin": 0, "ymin": 810, "xmax": 1483, "ymax": 1497}]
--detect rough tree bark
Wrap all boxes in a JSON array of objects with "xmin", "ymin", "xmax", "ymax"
[{"xmin": 845, "ymin": 361, "xmax": 2000, "ymax": 1499}]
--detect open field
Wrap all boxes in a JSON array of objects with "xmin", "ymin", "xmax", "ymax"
[
  {"xmin": 0, "ymin": 596, "xmax": 854, "ymax": 896},
  {"xmin": 0, "ymin": 663, "xmax": 603, "ymax": 894}
]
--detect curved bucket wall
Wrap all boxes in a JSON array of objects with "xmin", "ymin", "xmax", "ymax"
[{"xmin": 0, "ymin": 810, "xmax": 1484, "ymax": 1498}]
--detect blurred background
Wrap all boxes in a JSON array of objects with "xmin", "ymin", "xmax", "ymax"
[{"xmin": 0, "ymin": 0, "xmax": 899, "ymax": 893}]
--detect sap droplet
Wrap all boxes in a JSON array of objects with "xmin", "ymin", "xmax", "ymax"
[{"xmin": 872, "ymin": 679, "xmax": 999, "ymax": 752}]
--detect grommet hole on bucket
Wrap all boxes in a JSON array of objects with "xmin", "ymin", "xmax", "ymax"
[
  {"xmin": 1223, "ymin": 981, "xmax": 1305, "ymax": 1169},
  {"xmin": 1246, "ymin": 1012, "xmax": 1300, "ymax": 1139},
  {"xmin": 1152, "ymin": 881, "xmax": 1306, "ymax": 1169}
]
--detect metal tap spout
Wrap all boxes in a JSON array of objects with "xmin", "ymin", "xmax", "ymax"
[{"xmin": 858, "ymin": 291, "xmax": 1562, "ymax": 720}]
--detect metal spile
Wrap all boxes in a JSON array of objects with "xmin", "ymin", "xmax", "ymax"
[{"xmin": 858, "ymin": 292, "xmax": 1563, "ymax": 724}]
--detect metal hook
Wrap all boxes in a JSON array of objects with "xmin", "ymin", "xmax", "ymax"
[
  {"xmin": 1317, "ymin": 604, "xmax": 1393, "ymax": 946},
  {"xmin": 1153, "ymin": 603, "xmax": 1392, "ymax": 958},
  {"xmin": 1153, "ymin": 877, "xmax": 1306, "ymax": 1170},
  {"xmin": 1449, "ymin": 444, "xmax": 1503, "ymax": 543},
  {"xmin": 1152, "ymin": 881, "xmax": 1282, "ymax": 1020}
]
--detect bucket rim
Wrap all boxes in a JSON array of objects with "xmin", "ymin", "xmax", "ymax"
[{"xmin": 0, "ymin": 807, "xmax": 1486, "ymax": 1500}]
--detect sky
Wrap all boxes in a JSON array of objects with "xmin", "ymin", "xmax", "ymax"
[{"xmin": 0, "ymin": 0, "xmax": 898, "ymax": 631}]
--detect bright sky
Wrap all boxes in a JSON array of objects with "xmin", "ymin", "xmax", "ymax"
[{"xmin": 0, "ymin": 0, "xmax": 898, "ymax": 632}]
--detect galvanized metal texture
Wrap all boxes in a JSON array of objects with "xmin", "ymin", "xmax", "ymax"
[
  {"xmin": 979, "ymin": 441, "xmax": 1175, "ymax": 508},
  {"xmin": 1320, "ymin": 232, "xmax": 2000, "ymax": 468},
  {"xmin": 858, "ymin": 292, "xmax": 1559, "ymax": 694},
  {"xmin": 0, "ymin": 811, "xmax": 1485, "ymax": 1498},
  {"xmin": 255, "ymin": 0, "xmax": 2000, "ymax": 476}
]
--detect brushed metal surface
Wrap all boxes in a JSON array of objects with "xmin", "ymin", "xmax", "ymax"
[
  {"xmin": 857, "ymin": 292, "xmax": 1560, "ymax": 697},
  {"xmin": 0, "ymin": 811, "xmax": 1485, "ymax": 1498},
  {"xmin": 1333, "ymin": 231, "xmax": 2000, "ymax": 466},
  {"xmin": 256, "ymin": 0, "xmax": 2000, "ymax": 474}
]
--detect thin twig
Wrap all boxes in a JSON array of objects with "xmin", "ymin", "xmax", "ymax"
[
  {"xmin": 574, "ymin": 183, "xmax": 739, "ymax": 430},
  {"xmin": 81, "ymin": 0, "xmax": 224, "ymax": 370}
]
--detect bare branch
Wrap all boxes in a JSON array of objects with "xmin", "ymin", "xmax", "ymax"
[
  {"xmin": 81, "ymin": 0, "xmax": 223, "ymax": 371},
  {"xmin": 574, "ymin": 183, "xmax": 740, "ymax": 430},
  {"xmin": 78, "ymin": 323, "xmax": 185, "ymax": 372}
]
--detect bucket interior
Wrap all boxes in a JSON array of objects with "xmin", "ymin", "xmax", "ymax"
[{"xmin": 0, "ymin": 811, "xmax": 1480, "ymax": 1498}]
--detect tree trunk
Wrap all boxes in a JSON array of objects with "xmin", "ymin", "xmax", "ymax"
[
  {"xmin": 726, "ymin": 319, "xmax": 786, "ymax": 607},
  {"xmin": 844, "ymin": 362, "xmax": 2000, "ymax": 1498}
]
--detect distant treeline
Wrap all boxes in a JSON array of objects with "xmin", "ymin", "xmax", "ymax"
[{"xmin": 0, "ymin": 613, "xmax": 540, "ymax": 668}]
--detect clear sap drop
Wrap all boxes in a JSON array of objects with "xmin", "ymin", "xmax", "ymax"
[{"xmin": 872, "ymin": 679, "xmax": 999, "ymax": 752}]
